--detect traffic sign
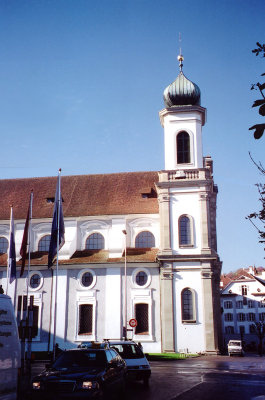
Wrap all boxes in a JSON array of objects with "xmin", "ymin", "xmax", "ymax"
[{"xmin": 129, "ymin": 318, "xmax": 137, "ymax": 328}]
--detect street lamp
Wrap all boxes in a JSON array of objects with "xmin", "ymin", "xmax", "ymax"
[{"xmin": 122, "ymin": 230, "xmax": 127, "ymax": 340}]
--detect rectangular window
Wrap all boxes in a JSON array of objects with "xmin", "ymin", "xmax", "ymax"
[
  {"xmin": 224, "ymin": 301, "xmax": 233, "ymax": 309},
  {"xmin": 135, "ymin": 303, "xmax": 149, "ymax": 335},
  {"xmin": 241, "ymin": 285, "xmax": 248, "ymax": 296},
  {"xmin": 249, "ymin": 324, "xmax": 256, "ymax": 333},
  {"xmin": 78, "ymin": 304, "xmax": 93, "ymax": 335},
  {"xmin": 239, "ymin": 326, "xmax": 245, "ymax": 334},
  {"xmin": 259, "ymin": 313, "xmax": 265, "ymax": 321},
  {"xmin": 224, "ymin": 313, "xmax": 233, "ymax": 321},
  {"xmin": 259, "ymin": 301, "xmax": 265, "ymax": 308},
  {"xmin": 236, "ymin": 301, "xmax": 243, "ymax": 309},
  {"xmin": 248, "ymin": 313, "xmax": 256, "ymax": 322},
  {"xmin": 225, "ymin": 326, "xmax": 234, "ymax": 334},
  {"xmin": 248, "ymin": 300, "xmax": 255, "ymax": 308},
  {"xmin": 237, "ymin": 313, "xmax": 245, "ymax": 321}
]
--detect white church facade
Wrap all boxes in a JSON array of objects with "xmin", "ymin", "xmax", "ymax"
[{"xmin": 0, "ymin": 55, "xmax": 222, "ymax": 354}]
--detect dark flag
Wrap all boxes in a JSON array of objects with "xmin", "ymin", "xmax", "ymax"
[
  {"xmin": 20, "ymin": 191, "xmax": 33, "ymax": 277},
  {"xmin": 48, "ymin": 171, "xmax": 65, "ymax": 268},
  {"xmin": 8, "ymin": 207, "xmax": 16, "ymax": 283}
]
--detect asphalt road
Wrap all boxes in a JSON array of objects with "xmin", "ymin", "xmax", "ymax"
[{"xmin": 23, "ymin": 354, "xmax": 265, "ymax": 400}]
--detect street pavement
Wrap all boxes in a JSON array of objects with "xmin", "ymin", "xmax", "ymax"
[{"xmin": 19, "ymin": 354, "xmax": 265, "ymax": 400}]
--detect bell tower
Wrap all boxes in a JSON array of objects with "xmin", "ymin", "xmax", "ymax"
[
  {"xmin": 156, "ymin": 53, "xmax": 222, "ymax": 354},
  {"xmin": 160, "ymin": 53, "xmax": 206, "ymax": 171}
]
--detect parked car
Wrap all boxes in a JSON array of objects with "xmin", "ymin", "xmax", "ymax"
[
  {"xmin": 227, "ymin": 340, "xmax": 244, "ymax": 356},
  {"xmin": 0, "ymin": 294, "xmax": 21, "ymax": 400},
  {"xmin": 31, "ymin": 345, "xmax": 127, "ymax": 399},
  {"xmin": 107, "ymin": 341, "xmax": 151, "ymax": 386}
]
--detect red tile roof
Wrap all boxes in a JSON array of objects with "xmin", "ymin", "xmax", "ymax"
[
  {"xmin": 0, "ymin": 171, "xmax": 159, "ymax": 220},
  {"xmin": 0, "ymin": 248, "xmax": 158, "ymax": 268}
]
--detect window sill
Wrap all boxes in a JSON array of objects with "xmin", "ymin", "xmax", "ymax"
[
  {"xmin": 179, "ymin": 244, "xmax": 194, "ymax": 248},
  {"xmin": 182, "ymin": 320, "xmax": 196, "ymax": 324}
]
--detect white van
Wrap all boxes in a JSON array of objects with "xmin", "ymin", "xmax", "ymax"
[
  {"xmin": 0, "ymin": 294, "xmax": 21, "ymax": 400},
  {"xmin": 228, "ymin": 340, "xmax": 244, "ymax": 356}
]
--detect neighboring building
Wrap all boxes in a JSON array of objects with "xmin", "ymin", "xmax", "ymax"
[
  {"xmin": 0, "ymin": 53, "xmax": 222, "ymax": 354},
  {"xmin": 221, "ymin": 267, "xmax": 265, "ymax": 350}
]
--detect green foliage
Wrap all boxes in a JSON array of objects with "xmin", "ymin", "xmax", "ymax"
[{"xmin": 249, "ymin": 43, "xmax": 265, "ymax": 139}]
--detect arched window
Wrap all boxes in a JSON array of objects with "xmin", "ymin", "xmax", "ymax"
[
  {"xmin": 0, "ymin": 237, "xmax": 8, "ymax": 254},
  {"xmin": 135, "ymin": 231, "xmax": 155, "ymax": 248},
  {"xmin": 38, "ymin": 235, "xmax": 51, "ymax": 252},
  {"xmin": 181, "ymin": 288, "xmax": 196, "ymax": 322},
  {"xmin": 177, "ymin": 131, "xmax": 190, "ymax": 164},
  {"xmin": 179, "ymin": 215, "xmax": 193, "ymax": 246},
  {"xmin": 85, "ymin": 233, "xmax": 105, "ymax": 250}
]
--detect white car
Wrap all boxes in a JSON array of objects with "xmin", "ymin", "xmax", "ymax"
[
  {"xmin": 107, "ymin": 340, "xmax": 151, "ymax": 386},
  {"xmin": 227, "ymin": 340, "xmax": 244, "ymax": 356}
]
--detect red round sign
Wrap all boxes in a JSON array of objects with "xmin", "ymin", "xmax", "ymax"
[{"xmin": 129, "ymin": 318, "xmax": 137, "ymax": 328}]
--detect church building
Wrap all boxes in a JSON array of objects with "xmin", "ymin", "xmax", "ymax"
[{"xmin": 0, "ymin": 54, "xmax": 222, "ymax": 354}]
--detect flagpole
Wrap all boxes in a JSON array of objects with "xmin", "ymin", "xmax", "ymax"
[
  {"xmin": 6, "ymin": 206, "xmax": 12, "ymax": 296},
  {"xmin": 26, "ymin": 191, "xmax": 33, "ymax": 366},
  {"xmin": 53, "ymin": 169, "xmax": 61, "ymax": 361}
]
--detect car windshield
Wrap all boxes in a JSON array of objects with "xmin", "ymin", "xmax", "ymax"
[
  {"xmin": 111, "ymin": 344, "xmax": 144, "ymax": 359},
  {"xmin": 52, "ymin": 351, "xmax": 107, "ymax": 371},
  {"xmin": 229, "ymin": 341, "xmax": 241, "ymax": 346}
]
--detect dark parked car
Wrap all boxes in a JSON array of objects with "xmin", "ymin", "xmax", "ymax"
[{"xmin": 31, "ymin": 345, "xmax": 127, "ymax": 399}]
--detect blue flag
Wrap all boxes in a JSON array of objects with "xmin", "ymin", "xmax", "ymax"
[
  {"xmin": 8, "ymin": 207, "xmax": 16, "ymax": 283},
  {"xmin": 48, "ymin": 172, "xmax": 65, "ymax": 268}
]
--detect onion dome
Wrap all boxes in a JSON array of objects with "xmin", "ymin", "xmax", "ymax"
[{"xmin": 163, "ymin": 54, "xmax": 201, "ymax": 107}]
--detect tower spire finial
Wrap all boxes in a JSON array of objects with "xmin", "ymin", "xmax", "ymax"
[{"xmin": 177, "ymin": 32, "xmax": 184, "ymax": 72}]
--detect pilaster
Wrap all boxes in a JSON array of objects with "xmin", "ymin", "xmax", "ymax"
[
  {"xmin": 199, "ymin": 192, "xmax": 211, "ymax": 254},
  {"xmin": 201, "ymin": 264, "xmax": 220, "ymax": 354},
  {"xmin": 156, "ymin": 184, "xmax": 172, "ymax": 256},
  {"xmin": 160, "ymin": 265, "xmax": 175, "ymax": 352}
]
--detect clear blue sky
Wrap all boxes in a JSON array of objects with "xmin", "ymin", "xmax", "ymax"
[{"xmin": 0, "ymin": 0, "xmax": 264, "ymax": 273}]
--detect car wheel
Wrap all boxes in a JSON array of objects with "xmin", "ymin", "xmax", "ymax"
[
  {"xmin": 97, "ymin": 385, "xmax": 105, "ymax": 400},
  {"xmin": 117, "ymin": 381, "xmax": 126, "ymax": 400},
  {"xmin": 143, "ymin": 377, "xmax": 150, "ymax": 387}
]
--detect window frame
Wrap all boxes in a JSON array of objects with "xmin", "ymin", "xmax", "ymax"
[
  {"xmin": 38, "ymin": 234, "xmax": 51, "ymax": 252},
  {"xmin": 247, "ymin": 312, "xmax": 256, "ymax": 322},
  {"xmin": 27, "ymin": 271, "xmax": 43, "ymax": 292},
  {"xmin": 0, "ymin": 236, "xmax": 8, "ymax": 254},
  {"xmin": 236, "ymin": 300, "xmax": 243, "ymax": 309},
  {"xmin": 134, "ymin": 303, "xmax": 149, "ymax": 335},
  {"xmin": 241, "ymin": 285, "xmax": 248, "ymax": 296},
  {"xmin": 224, "ymin": 301, "xmax": 233, "ymax": 309},
  {"xmin": 135, "ymin": 231, "xmax": 155, "ymax": 248},
  {"xmin": 181, "ymin": 287, "xmax": 196, "ymax": 324},
  {"xmin": 176, "ymin": 131, "xmax": 191, "ymax": 164},
  {"xmin": 225, "ymin": 326, "xmax": 234, "ymax": 334},
  {"xmin": 78, "ymin": 304, "xmax": 93, "ymax": 336},
  {"xmin": 85, "ymin": 232, "xmax": 105, "ymax": 250},
  {"xmin": 178, "ymin": 215, "xmax": 194, "ymax": 247},
  {"xmin": 132, "ymin": 267, "xmax": 151, "ymax": 289},
  {"xmin": 224, "ymin": 313, "xmax": 233, "ymax": 322},
  {"xmin": 237, "ymin": 313, "xmax": 246, "ymax": 322},
  {"xmin": 77, "ymin": 269, "xmax": 96, "ymax": 290}
]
